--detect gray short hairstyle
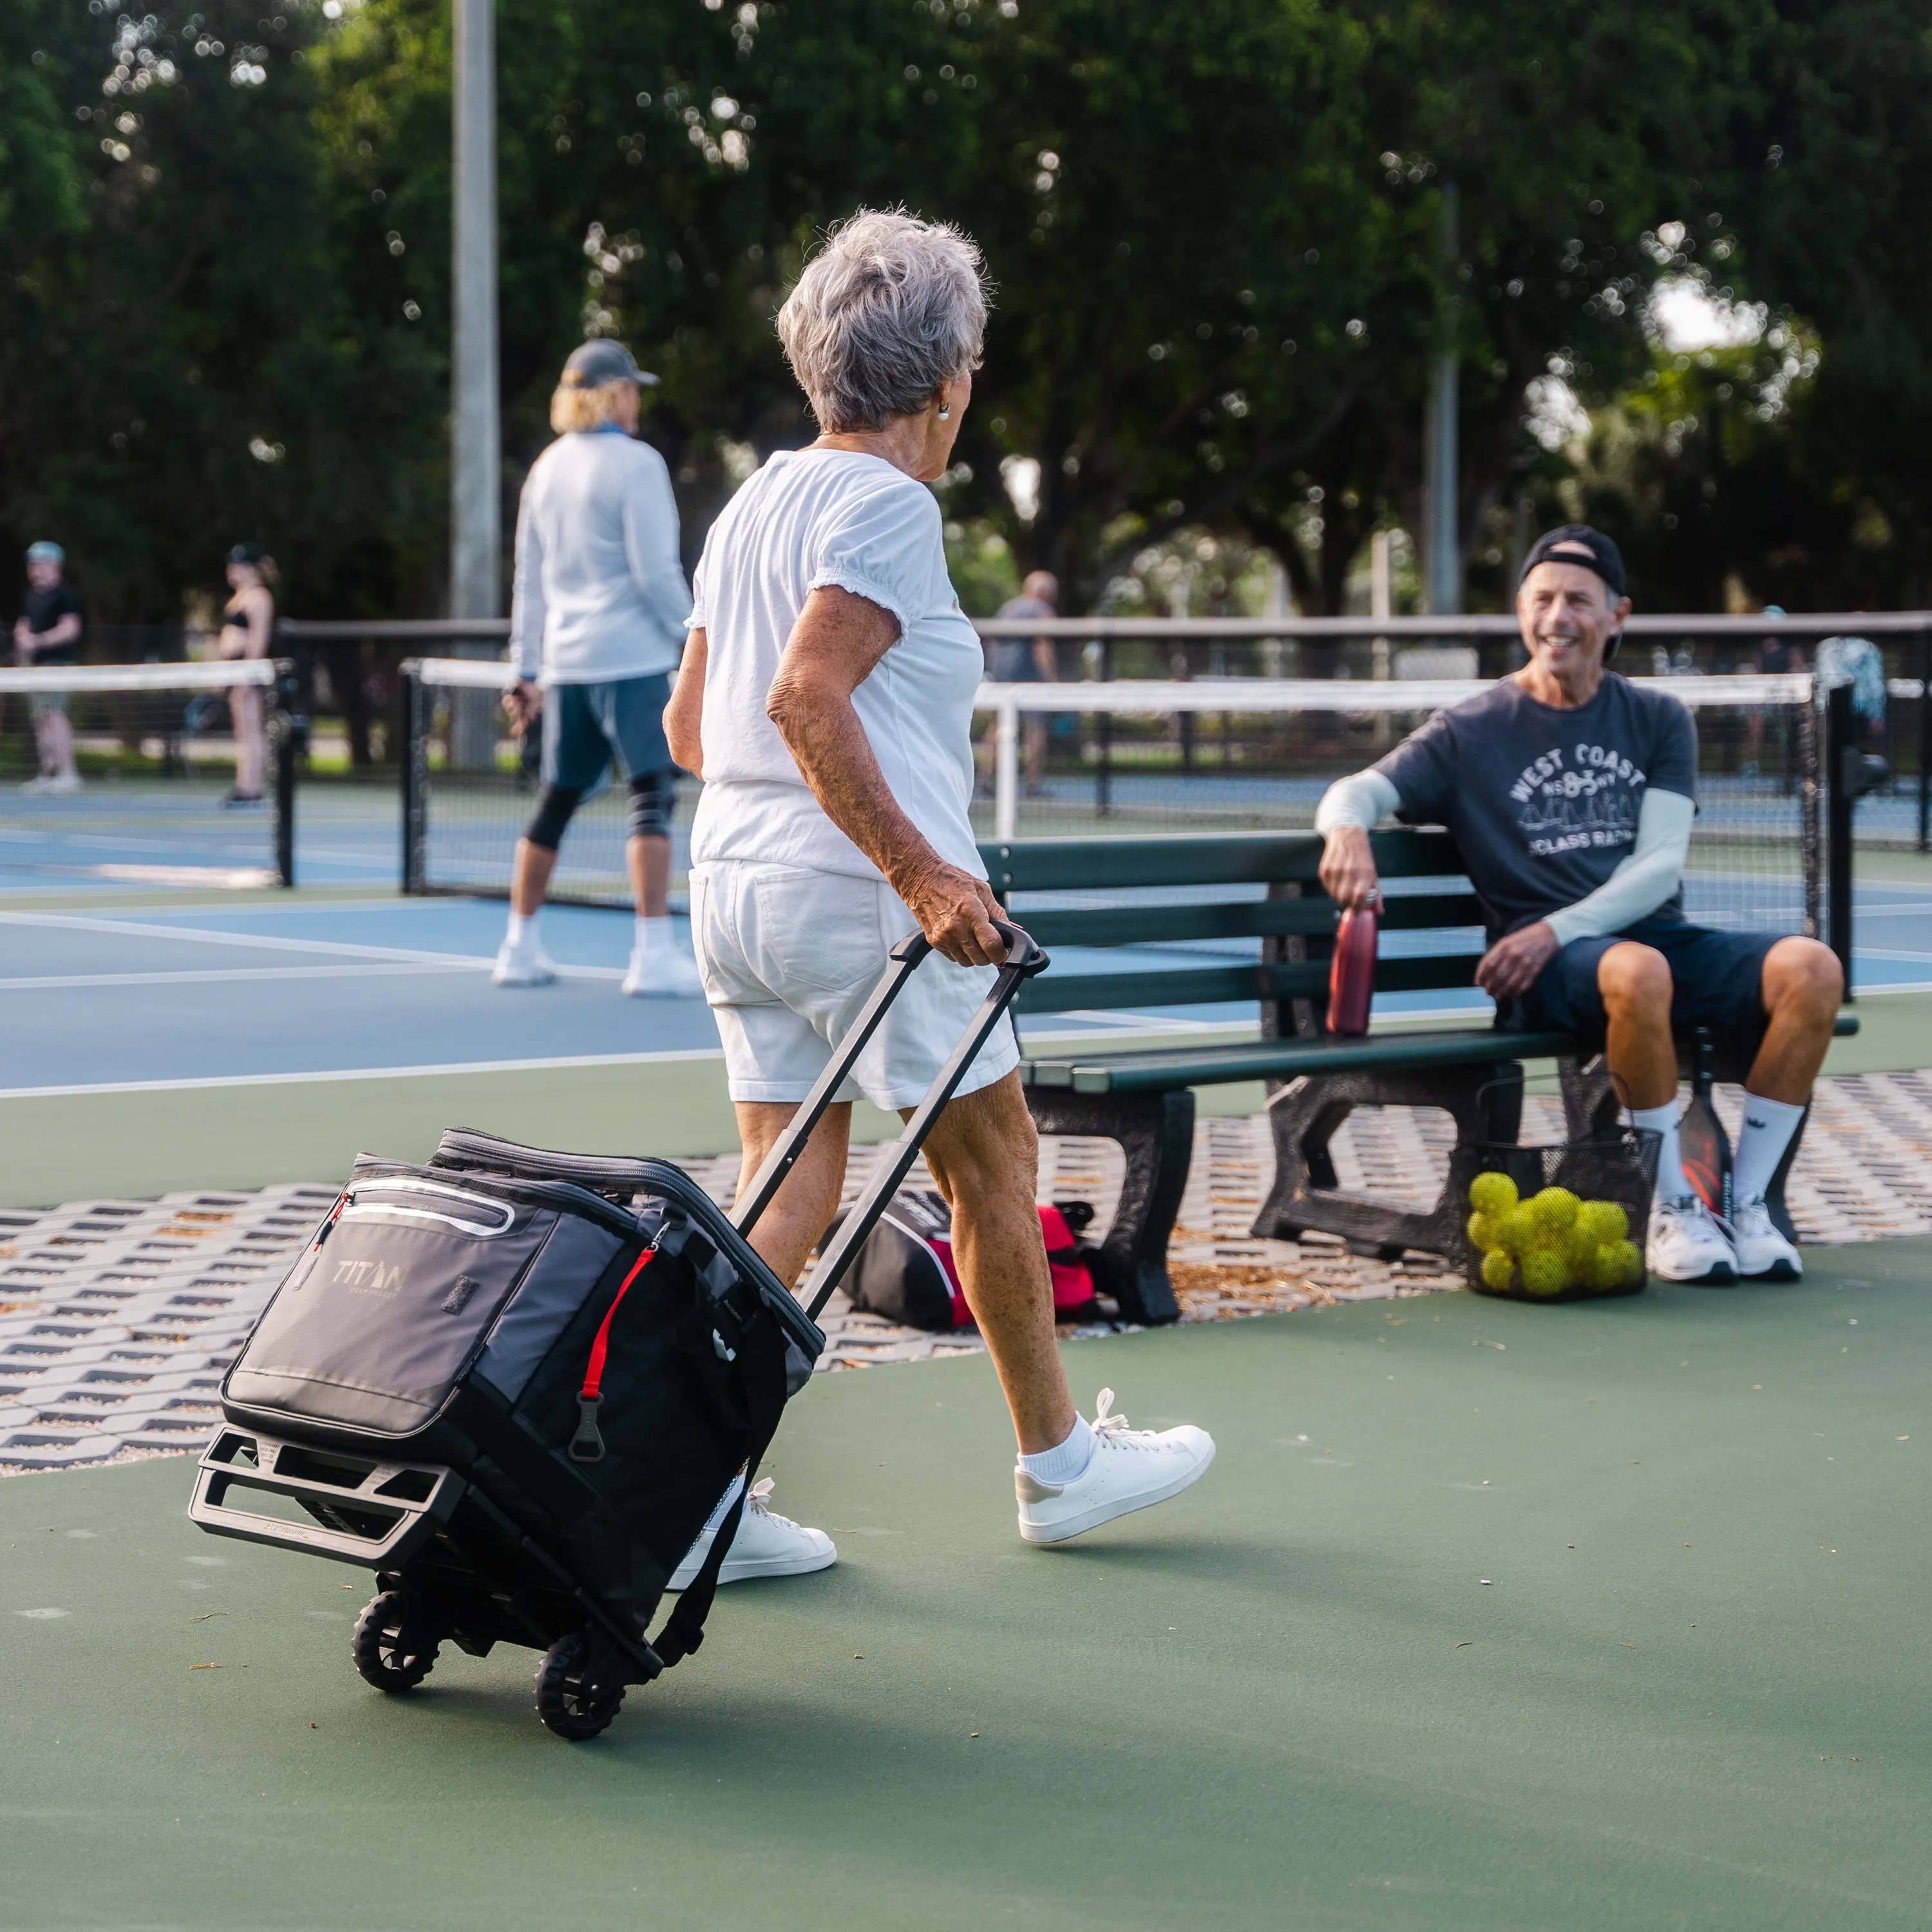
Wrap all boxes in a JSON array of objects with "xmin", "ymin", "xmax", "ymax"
[{"xmin": 776, "ymin": 209, "xmax": 989, "ymax": 433}]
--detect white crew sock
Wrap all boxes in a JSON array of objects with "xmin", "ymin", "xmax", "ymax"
[
  {"xmin": 506, "ymin": 908, "xmax": 536, "ymax": 949},
  {"xmin": 1019, "ymin": 1413, "xmax": 1095, "ymax": 1486},
  {"xmin": 1733, "ymin": 1094, "xmax": 1806, "ymax": 1206},
  {"xmin": 637, "ymin": 914, "xmax": 674, "ymax": 956},
  {"xmin": 1632, "ymin": 1101, "xmax": 1694, "ymax": 1206}
]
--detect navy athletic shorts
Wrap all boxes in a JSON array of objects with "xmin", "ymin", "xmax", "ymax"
[
  {"xmin": 1513, "ymin": 915, "xmax": 1785, "ymax": 1063},
  {"xmin": 539, "ymin": 674, "xmax": 673, "ymax": 790}
]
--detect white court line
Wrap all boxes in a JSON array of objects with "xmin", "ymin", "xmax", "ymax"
[
  {"xmin": 0, "ymin": 1047, "xmax": 726, "ymax": 1102},
  {"xmin": 0, "ymin": 962, "xmax": 484, "ymax": 992}
]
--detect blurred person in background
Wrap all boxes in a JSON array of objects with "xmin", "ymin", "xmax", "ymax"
[
  {"xmin": 14, "ymin": 541, "xmax": 83, "ymax": 795},
  {"xmin": 1743, "ymin": 604, "xmax": 1795, "ymax": 779},
  {"xmin": 976, "ymin": 569, "xmax": 1058, "ymax": 799},
  {"xmin": 495, "ymin": 339, "xmax": 703, "ymax": 998},
  {"xmin": 219, "ymin": 544, "xmax": 276, "ymax": 806}
]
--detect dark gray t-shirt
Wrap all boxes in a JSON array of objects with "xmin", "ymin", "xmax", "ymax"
[
  {"xmin": 987, "ymin": 594, "xmax": 1054, "ymax": 682},
  {"xmin": 1374, "ymin": 673, "xmax": 1698, "ymax": 936}
]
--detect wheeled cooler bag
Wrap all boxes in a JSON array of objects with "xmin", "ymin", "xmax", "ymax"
[{"xmin": 190, "ymin": 925, "xmax": 1046, "ymax": 1738}]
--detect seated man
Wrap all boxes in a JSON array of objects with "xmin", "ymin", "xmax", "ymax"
[{"xmin": 1314, "ymin": 524, "xmax": 1844, "ymax": 1285}]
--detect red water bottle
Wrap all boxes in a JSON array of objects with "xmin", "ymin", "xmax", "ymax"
[{"xmin": 1326, "ymin": 899, "xmax": 1378, "ymax": 1037}]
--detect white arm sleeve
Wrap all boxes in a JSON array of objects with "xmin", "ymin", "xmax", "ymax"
[
  {"xmin": 1314, "ymin": 768, "xmax": 1401, "ymax": 835},
  {"xmin": 507, "ymin": 487, "xmax": 545, "ymax": 683},
  {"xmin": 1543, "ymin": 789, "xmax": 1696, "ymax": 945}
]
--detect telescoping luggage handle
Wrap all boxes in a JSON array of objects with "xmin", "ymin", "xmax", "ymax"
[{"xmin": 729, "ymin": 919, "xmax": 1049, "ymax": 1322}]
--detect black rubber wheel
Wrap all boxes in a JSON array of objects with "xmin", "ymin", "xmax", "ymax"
[
  {"xmin": 534, "ymin": 1631, "xmax": 626, "ymax": 1741},
  {"xmin": 351, "ymin": 1589, "xmax": 440, "ymax": 1692}
]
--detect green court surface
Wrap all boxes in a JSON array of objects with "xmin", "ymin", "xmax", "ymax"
[{"xmin": 5, "ymin": 1240, "xmax": 1929, "ymax": 1931}]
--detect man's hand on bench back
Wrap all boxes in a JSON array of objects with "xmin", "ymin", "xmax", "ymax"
[{"xmin": 1318, "ymin": 826, "xmax": 1382, "ymax": 912}]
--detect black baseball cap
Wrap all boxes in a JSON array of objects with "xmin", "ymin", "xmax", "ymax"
[
  {"xmin": 1519, "ymin": 523, "xmax": 1626, "ymax": 600},
  {"xmin": 561, "ymin": 339, "xmax": 658, "ymax": 388}
]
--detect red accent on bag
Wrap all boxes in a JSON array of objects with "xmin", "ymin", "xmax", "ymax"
[
  {"xmin": 1326, "ymin": 902, "xmax": 1378, "ymax": 1037},
  {"xmin": 929, "ymin": 1204, "xmax": 1097, "ymax": 1329},
  {"xmin": 580, "ymin": 1249, "xmax": 656, "ymax": 1401}
]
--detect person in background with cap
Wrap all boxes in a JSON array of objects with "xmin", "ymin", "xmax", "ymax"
[
  {"xmin": 495, "ymin": 339, "xmax": 703, "ymax": 996},
  {"xmin": 1313, "ymin": 524, "xmax": 1845, "ymax": 1286},
  {"xmin": 218, "ymin": 543, "xmax": 276, "ymax": 806},
  {"xmin": 14, "ymin": 541, "xmax": 83, "ymax": 795}
]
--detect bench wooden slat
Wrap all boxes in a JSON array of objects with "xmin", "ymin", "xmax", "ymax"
[
  {"xmin": 1021, "ymin": 1027, "xmax": 1584, "ymax": 1095},
  {"xmin": 1014, "ymin": 891, "xmax": 1482, "ymax": 950},
  {"xmin": 1013, "ymin": 951, "xmax": 1479, "ymax": 1016},
  {"xmin": 980, "ymin": 827, "xmax": 1466, "ymax": 894}
]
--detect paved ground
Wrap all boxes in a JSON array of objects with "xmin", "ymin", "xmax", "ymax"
[{"xmin": 3, "ymin": 1238, "xmax": 1927, "ymax": 1932}]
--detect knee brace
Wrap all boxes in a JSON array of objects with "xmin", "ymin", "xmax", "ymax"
[
  {"xmin": 523, "ymin": 782, "xmax": 583, "ymax": 852},
  {"xmin": 629, "ymin": 767, "xmax": 676, "ymax": 840}
]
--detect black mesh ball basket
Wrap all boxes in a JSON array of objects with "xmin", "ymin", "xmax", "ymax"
[{"xmin": 1447, "ymin": 1128, "xmax": 1661, "ymax": 1303}]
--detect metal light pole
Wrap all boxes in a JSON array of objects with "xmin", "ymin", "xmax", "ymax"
[
  {"xmin": 1425, "ymin": 179, "xmax": 1461, "ymax": 618},
  {"xmin": 448, "ymin": 0, "xmax": 500, "ymax": 768}
]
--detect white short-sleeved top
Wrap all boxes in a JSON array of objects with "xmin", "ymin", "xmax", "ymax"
[{"xmin": 685, "ymin": 448, "xmax": 985, "ymax": 882}]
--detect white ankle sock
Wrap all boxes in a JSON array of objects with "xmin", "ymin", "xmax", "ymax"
[
  {"xmin": 1734, "ymin": 1094, "xmax": 1806, "ymax": 1206},
  {"xmin": 1019, "ymin": 1414, "xmax": 1095, "ymax": 1486},
  {"xmin": 638, "ymin": 914, "xmax": 672, "ymax": 955},
  {"xmin": 1632, "ymin": 1101, "xmax": 1693, "ymax": 1206},
  {"xmin": 506, "ymin": 909, "xmax": 536, "ymax": 948}
]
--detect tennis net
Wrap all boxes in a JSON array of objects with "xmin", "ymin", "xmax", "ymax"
[
  {"xmin": 0, "ymin": 659, "xmax": 296, "ymax": 889},
  {"xmin": 974, "ymin": 674, "xmax": 1823, "ymax": 940},
  {"xmin": 401, "ymin": 656, "xmax": 695, "ymax": 907},
  {"xmin": 399, "ymin": 656, "xmax": 1821, "ymax": 940}
]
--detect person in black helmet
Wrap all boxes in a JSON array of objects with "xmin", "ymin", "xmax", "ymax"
[{"xmin": 1313, "ymin": 524, "xmax": 1844, "ymax": 1287}]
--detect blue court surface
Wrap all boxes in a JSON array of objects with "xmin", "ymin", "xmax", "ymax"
[{"xmin": 3, "ymin": 877, "xmax": 1929, "ymax": 1099}]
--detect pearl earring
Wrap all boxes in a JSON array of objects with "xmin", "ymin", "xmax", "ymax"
[{"xmin": 938, "ymin": 404, "xmax": 951, "ymax": 420}]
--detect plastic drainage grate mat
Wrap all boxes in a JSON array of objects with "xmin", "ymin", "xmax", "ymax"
[{"xmin": 9, "ymin": 1070, "xmax": 1932, "ymax": 1472}]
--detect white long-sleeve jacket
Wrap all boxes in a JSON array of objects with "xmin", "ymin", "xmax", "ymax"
[{"xmin": 508, "ymin": 428, "xmax": 693, "ymax": 684}]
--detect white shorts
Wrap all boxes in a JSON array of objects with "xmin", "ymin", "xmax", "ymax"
[{"xmin": 690, "ymin": 860, "xmax": 1021, "ymax": 1111}]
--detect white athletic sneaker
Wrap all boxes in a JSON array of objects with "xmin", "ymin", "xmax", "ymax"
[
  {"xmin": 1647, "ymin": 1194, "xmax": 1738, "ymax": 1285},
  {"xmin": 1727, "ymin": 1195, "xmax": 1803, "ymax": 1280},
  {"xmin": 21, "ymin": 772, "xmax": 79, "ymax": 795},
  {"xmin": 667, "ymin": 1479, "xmax": 836, "ymax": 1588},
  {"xmin": 491, "ymin": 935, "xmax": 558, "ymax": 987},
  {"xmin": 1016, "ymin": 1389, "xmax": 1215, "ymax": 1545},
  {"xmin": 621, "ymin": 940, "xmax": 704, "ymax": 998}
]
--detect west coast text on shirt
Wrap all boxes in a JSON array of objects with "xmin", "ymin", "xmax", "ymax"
[{"xmin": 1373, "ymin": 672, "xmax": 1697, "ymax": 935}]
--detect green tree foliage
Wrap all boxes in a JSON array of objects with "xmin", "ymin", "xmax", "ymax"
[{"xmin": 3, "ymin": 0, "xmax": 1930, "ymax": 627}]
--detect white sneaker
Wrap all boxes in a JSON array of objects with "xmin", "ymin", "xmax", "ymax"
[
  {"xmin": 1016, "ymin": 1389, "xmax": 1215, "ymax": 1545},
  {"xmin": 491, "ymin": 935, "xmax": 558, "ymax": 987},
  {"xmin": 667, "ymin": 1479, "xmax": 836, "ymax": 1588},
  {"xmin": 1727, "ymin": 1195, "xmax": 1802, "ymax": 1280},
  {"xmin": 20, "ymin": 774, "xmax": 59, "ymax": 795},
  {"xmin": 1647, "ymin": 1195, "xmax": 1738, "ymax": 1285},
  {"xmin": 621, "ymin": 940, "xmax": 705, "ymax": 998},
  {"xmin": 43, "ymin": 770, "xmax": 82, "ymax": 795}
]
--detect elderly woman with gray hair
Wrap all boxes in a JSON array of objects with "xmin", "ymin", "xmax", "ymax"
[{"xmin": 667, "ymin": 210, "xmax": 1213, "ymax": 1553}]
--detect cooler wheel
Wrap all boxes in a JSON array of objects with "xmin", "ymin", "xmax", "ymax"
[
  {"xmin": 351, "ymin": 1589, "xmax": 440, "ymax": 1692},
  {"xmin": 535, "ymin": 1631, "xmax": 626, "ymax": 1741}
]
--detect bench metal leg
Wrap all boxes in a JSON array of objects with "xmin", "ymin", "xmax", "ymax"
[
  {"xmin": 1022, "ymin": 1088, "xmax": 1190, "ymax": 1325},
  {"xmin": 1253, "ymin": 1063, "xmax": 1524, "ymax": 1260}
]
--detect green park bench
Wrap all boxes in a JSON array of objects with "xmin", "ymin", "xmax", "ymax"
[{"xmin": 981, "ymin": 831, "xmax": 1856, "ymax": 1326}]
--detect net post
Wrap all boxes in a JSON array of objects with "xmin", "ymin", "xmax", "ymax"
[
  {"xmin": 1826, "ymin": 679, "xmax": 1854, "ymax": 998},
  {"xmin": 401, "ymin": 660, "xmax": 426, "ymax": 896},
  {"xmin": 1096, "ymin": 637, "xmax": 1113, "ymax": 818},
  {"xmin": 1799, "ymin": 681, "xmax": 1821, "ymax": 941},
  {"xmin": 272, "ymin": 663, "xmax": 297, "ymax": 889},
  {"xmin": 1918, "ymin": 627, "xmax": 1930, "ymax": 855},
  {"xmin": 994, "ymin": 692, "xmax": 1019, "ymax": 841}
]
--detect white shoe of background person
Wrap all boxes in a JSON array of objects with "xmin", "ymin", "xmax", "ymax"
[
  {"xmin": 1727, "ymin": 1195, "xmax": 1803, "ymax": 1280},
  {"xmin": 622, "ymin": 923, "xmax": 705, "ymax": 998},
  {"xmin": 491, "ymin": 933, "xmax": 558, "ymax": 987},
  {"xmin": 43, "ymin": 770, "xmax": 82, "ymax": 795},
  {"xmin": 1016, "ymin": 1388, "xmax": 1215, "ymax": 1545},
  {"xmin": 667, "ymin": 1477, "xmax": 837, "ymax": 1588},
  {"xmin": 1647, "ymin": 1193, "xmax": 1738, "ymax": 1284}
]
